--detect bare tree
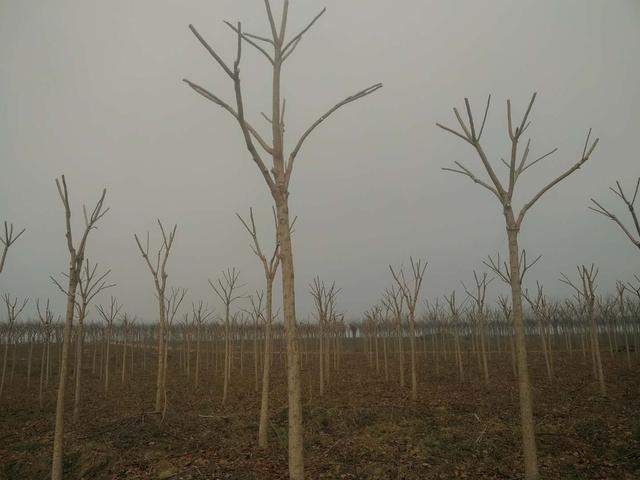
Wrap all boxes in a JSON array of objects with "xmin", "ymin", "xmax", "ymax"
[
  {"xmin": 50, "ymin": 175, "xmax": 108, "ymax": 480},
  {"xmin": 590, "ymin": 178, "xmax": 640, "ymax": 249},
  {"xmin": 390, "ymin": 257, "xmax": 427, "ymax": 400},
  {"xmin": 96, "ymin": 297, "xmax": 121, "ymax": 395},
  {"xmin": 209, "ymin": 268, "xmax": 243, "ymax": 404},
  {"xmin": 523, "ymin": 282, "xmax": 555, "ymax": 382},
  {"xmin": 192, "ymin": 301, "xmax": 214, "ymax": 389},
  {"xmin": 237, "ymin": 207, "xmax": 284, "ymax": 448},
  {"xmin": 438, "ymin": 93, "xmax": 598, "ymax": 480},
  {"xmin": 36, "ymin": 299, "xmax": 54, "ymax": 407},
  {"xmin": 462, "ymin": 271, "xmax": 492, "ymax": 383},
  {"xmin": 444, "ymin": 291, "xmax": 466, "ymax": 382},
  {"xmin": 161, "ymin": 287, "xmax": 187, "ymax": 421},
  {"xmin": 134, "ymin": 220, "xmax": 177, "ymax": 412},
  {"xmin": 309, "ymin": 277, "xmax": 340, "ymax": 397},
  {"xmin": 561, "ymin": 265, "xmax": 605, "ymax": 395},
  {"xmin": 184, "ymin": 2, "xmax": 381, "ymax": 475},
  {"xmin": 52, "ymin": 260, "xmax": 113, "ymax": 422},
  {"xmin": 0, "ymin": 294, "xmax": 28, "ymax": 399},
  {"xmin": 615, "ymin": 281, "xmax": 632, "ymax": 369},
  {"xmin": 0, "ymin": 221, "xmax": 25, "ymax": 275},
  {"xmin": 381, "ymin": 286, "xmax": 405, "ymax": 388},
  {"xmin": 364, "ymin": 305, "xmax": 383, "ymax": 376}
]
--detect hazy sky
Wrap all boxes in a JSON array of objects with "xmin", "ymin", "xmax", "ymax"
[{"xmin": 1, "ymin": 1, "xmax": 639, "ymax": 322}]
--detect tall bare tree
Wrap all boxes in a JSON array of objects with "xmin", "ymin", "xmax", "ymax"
[
  {"xmin": 184, "ymin": 2, "xmax": 381, "ymax": 475},
  {"xmin": 50, "ymin": 175, "xmax": 108, "ymax": 480},
  {"xmin": 210, "ymin": 268, "xmax": 243, "ymax": 404},
  {"xmin": 437, "ymin": 93, "xmax": 598, "ymax": 480},
  {"xmin": 390, "ymin": 257, "xmax": 427, "ymax": 401},
  {"xmin": 134, "ymin": 220, "xmax": 177, "ymax": 412},
  {"xmin": 590, "ymin": 178, "xmax": 640, "ymax": 249},
  {"xmin": 0, "ymin": 221, "xmax": 25, "ymax": 275}
]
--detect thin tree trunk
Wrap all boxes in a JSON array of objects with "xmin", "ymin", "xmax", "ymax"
[
  {"xmin": 258, "ymin": 281, "xmax": 274, "ymax": 448},
  {"xmin": 73, "ymin": 316, "xmax": 85, "ymax": 422},
  {"xmin": 156, "ymin": 299, "xmax": 166, "ymax": 412},
  {"xmin": 51, "ymin": 276, "xmax": 78, "ymax": 480}
]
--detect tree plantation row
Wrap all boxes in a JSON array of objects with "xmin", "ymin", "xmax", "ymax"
[
  {"xmin": 2, "ymin": 1, "xmax": 640, "ymax": 479},
  {"xmin": 2, "ymin": 281, "xmax": 640, "ymax": 405}
]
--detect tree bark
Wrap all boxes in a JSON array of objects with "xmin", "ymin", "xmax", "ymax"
[
  {"xmin": 51, "ymin": 273, "xmax": 78, "ymax": 480},
  {"xmin": 276, "ymin": 196, "xmax": 304, "ymax": 480},
  {"xmin": 258, "ymin": 281, "xmax": 273, "ymax": 448},
  {"xmin": 505, "ymin": 213, "xmax": 538, "ymax": 480}
]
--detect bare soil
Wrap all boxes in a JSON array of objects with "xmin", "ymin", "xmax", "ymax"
[{"xmin": 1, "ymin": 349, "xmax": 639, "ymax": 479}]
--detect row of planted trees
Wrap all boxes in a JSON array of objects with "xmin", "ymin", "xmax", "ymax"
[
  {"xmin": 3, "ymin": 280, "xmax": 639, "ymax": 400},
  {"xmin": 3, "ymin": 266, "xmax": 640, "ymax": 395}
]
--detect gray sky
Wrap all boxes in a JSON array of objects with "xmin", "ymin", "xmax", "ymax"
[{"xmin": 1, "ymin": 0, "xmax": 639, "ymax": 321}]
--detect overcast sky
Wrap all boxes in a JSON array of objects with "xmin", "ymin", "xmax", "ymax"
[{"xmin": 1, "ymin": 0, "xmax": 639, "ymax": 322}]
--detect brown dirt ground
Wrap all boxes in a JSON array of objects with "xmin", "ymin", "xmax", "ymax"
[{"xmin": 1, "ymin": 348, "xmax": 639, "ymax": 479}]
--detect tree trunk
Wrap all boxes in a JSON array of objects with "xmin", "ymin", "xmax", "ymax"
[
  {"xmin": 276, "ymin": 196, "xmax": 304, "ymax": 480},
  {"xmin": 505, "ymin": 215, "xmax": 539, "ymax": 480},
  {"xmin": 195, "ymin": 323, "xmax": 201, "ymax": 388},
  {"xmin": 73, "ymin": 314, "xmax": 85, "ymax": 422},
  {"xmin": 407, "ymin": 309, "xmax": 417, "ymax": 400},
  {"xmin": 258, "ymin": 280, "xmax": 273, "ymax": 448},
  {"xmin": 104, "ymin": 327, "xmax": 111, "ymax": 394},
  {"xmin": 0, "ymin": 332, "xmax": 10, "ymax": 399},
  {"xmin": 397, "ymin": 319, "xmax": 405, "ymax": 387},
  {"xmin": 223, "ymin": 304, "xmax": 230, "ymax": 403},
  {"xmin": 156, "ymin": 297, "xmax": 166, "ymax": 412},
  {"xmin": 51, "ymin": 272, "xmax": 78, "ymax": 480},
  {"xmin": 27, "ymin": 337, "xmax": 34, "ymax": 388}
]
